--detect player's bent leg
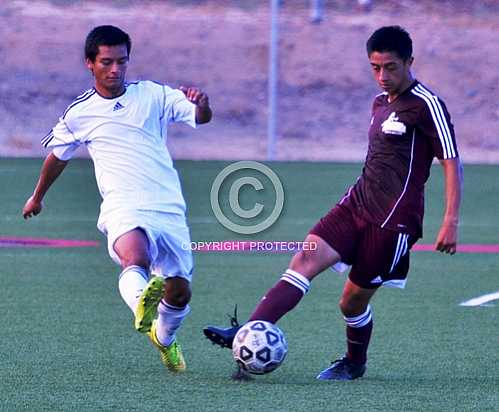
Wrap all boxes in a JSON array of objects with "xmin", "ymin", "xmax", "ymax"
[
  {"xmin": 317, "ymin": 279, "xmax": 377, "ymax": 381},
  {"xmin": 157, "ymin": 277, "xmax": 191, "ymax": 345},
  {"xmin": 339, "ymin": 278, "xmax": 377, "ymax": 317},
  {"xmin": 204, "ymin": 234, "xmax": 342, "ymax": 349},
  {"xmin": 113, "ymin": 228, "xmax": 160, "ymax": 332},
  {"xmin": 114, "ymin": 229, "xmax": 166, "ymax": 333},
  {"xmin": 148, "ymin": 277, "xmax": 191, "ymax": 372}
]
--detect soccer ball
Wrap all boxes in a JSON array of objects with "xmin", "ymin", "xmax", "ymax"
[{"xmin": 232, "ymin": 320, "xmax": 288, "ymax": 375}]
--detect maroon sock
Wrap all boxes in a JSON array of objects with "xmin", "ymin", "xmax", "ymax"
[
  {"xmin": 346, "ymin": 320, "xmax": 373, "ymax": 365},
  {"xmin": 249, "ymin": 275, "xmax": 308, "ymax": 323}
]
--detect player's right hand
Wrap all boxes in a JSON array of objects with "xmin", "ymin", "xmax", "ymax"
[{"xmin": 22, "ymin": 196, "xmax": 43, "ymax": 219}]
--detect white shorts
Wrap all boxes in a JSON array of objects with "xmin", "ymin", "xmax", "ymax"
[{"xmin": 98, "ymin": 210, "xmax": 193, "ymax": 282}]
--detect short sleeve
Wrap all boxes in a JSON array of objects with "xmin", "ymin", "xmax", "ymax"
[
  {"xmin": 41, "ymin": 117, "xmax": 82, "ymax": 160},
  {"xmin": 41, "ymin": 117, "xmax": 78, "ymax": 148},
  {"xmin": 163, "ymin": 88, "xmax": 196, "ymax": 128},
  {"xmin": 417, "ymin": 97, "xmax": 458, "ymax": 160},
  {"xmin": 52, "ymin": 144, "xmax": 80, "ymax": 161}
]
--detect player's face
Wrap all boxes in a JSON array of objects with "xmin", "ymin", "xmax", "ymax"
[
  {"xmin": 86, "ymin": 44, "xmax": 129, "ymax": 98},
  {"xmin": 369, "ymin": 51, "xmax": 413, "ymax": 98}
]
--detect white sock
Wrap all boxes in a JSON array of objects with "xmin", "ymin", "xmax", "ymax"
[
  {"xmin": 155, "ymin": 300, "xmax": 191, "ymax": 347},
  {"xmin": 281, "ymin": 269, "xmax": 311, "ymax": 295},
  {"xmin": 344, "ymin": 305, "xmax": 373, "ymax": 328},
  {"xmin": 118, "ymin": 265, "xmax": 149, "ymax": 314}
]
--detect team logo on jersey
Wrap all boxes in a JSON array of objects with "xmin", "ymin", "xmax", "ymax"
[
  {"xmin": 381, "ymin": 112, "xmax": 406, "ymax": 135},
  {"xmin": 113, "ymin": 101, "xmax": 125, "ymax": 111}
]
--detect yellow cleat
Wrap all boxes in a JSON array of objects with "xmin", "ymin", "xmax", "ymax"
[
  {"xmin": 135, "ymin": 276, "xmax": 165, "ymax": 333},
  {"xmin": 148, "ymin": 320, "xmax": 186, "ymax": 373}
]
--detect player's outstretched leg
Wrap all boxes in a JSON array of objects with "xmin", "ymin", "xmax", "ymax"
[
  {"xmin": 135, "ymin": 276, "xmax": 165, "ymax": 333},
  {"xmin": 204, "ymin": 235, "xmax": 339, "ymax": 349},
  {"xmin": 203, "ymin": 268, "xmax": 311, "ymax": 348}
]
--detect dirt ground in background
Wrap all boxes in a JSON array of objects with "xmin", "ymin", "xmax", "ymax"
[{"xmin": 1, "ymin": 0, "xmax": 498, "ymax": 162}]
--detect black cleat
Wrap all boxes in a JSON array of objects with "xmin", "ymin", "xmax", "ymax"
[
  {"xmin": 203, "ymin": 324, "xmax": 240, "ymax": 349},
  {"xmin": 203, "ymin": 305, "xmax": 242, "ymax": 349},
  {"xmin": 316, "ymin": 356, "xmax": 366, "ymax": 381}
]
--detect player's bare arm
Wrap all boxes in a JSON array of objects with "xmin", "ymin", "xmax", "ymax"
[
  {"xmin": 435, "ymin": 157, "xmax": 463, "ymax": 254},
  {"xmin": 22, "ymin": 153, "xmax": 68, "ymax": 219},
  {"xmin": 179, "ymin": 86, "xmax": 212, "ymax": 124}
]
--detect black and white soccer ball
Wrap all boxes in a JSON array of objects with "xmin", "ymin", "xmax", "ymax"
[{"xmin": 232, "ymin": 320, "xmax": 288, "ymax": 375}]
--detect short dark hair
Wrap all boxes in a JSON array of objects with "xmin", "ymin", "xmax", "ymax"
[
  {"xmin": 366, "ymin": 26, "xmax": 412, "ymax": 61},
  {"xmin": 85, "ymin": 25, "xmax": 131, "ymax": 62}
]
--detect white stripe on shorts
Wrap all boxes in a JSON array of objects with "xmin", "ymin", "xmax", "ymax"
[{"xmin": 389, "ymin": 233, "xmax": 409, "ymax": 273}]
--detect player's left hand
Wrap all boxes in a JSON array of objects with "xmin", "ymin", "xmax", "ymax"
[
  {"xmin": 179, "ymin": 86, "xmax": 209, "ymax": 108},
  {"xmin": 434, "ymin": 222, "xmax": 458, "ymax": 254}
]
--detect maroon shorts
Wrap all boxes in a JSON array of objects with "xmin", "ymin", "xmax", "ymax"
[{"xmin": 310, "ymin": 204, "xmax": 417, "ymax": 289}]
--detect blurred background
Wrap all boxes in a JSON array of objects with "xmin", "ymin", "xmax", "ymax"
[{"xmin": 1, "ymin": 0, "xmax": 498, "ymax": 162}]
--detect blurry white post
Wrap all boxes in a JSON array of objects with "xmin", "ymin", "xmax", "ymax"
[
  {"xmin": 267, "ymin": 0, "xmax": 279, "ymax": 160},
  {"xmin": 310, "ymin": 0, "xmax": 324, "ymax": 23}
]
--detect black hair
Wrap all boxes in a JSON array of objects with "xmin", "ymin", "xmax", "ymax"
[
  {"xmin": 85, "ymin": 25, "xmax": 131, "ymax": 62},
  {"xmin": 366, "ymin": 26, "xmax": 413, "ymax": 61}
]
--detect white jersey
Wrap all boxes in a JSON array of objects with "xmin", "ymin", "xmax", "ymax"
[{"xmin": 42, "ymin": 80, "xmax": 196, "ymax": 229}]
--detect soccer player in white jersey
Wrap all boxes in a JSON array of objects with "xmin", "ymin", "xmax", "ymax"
[{"xmin": 22, "ymin": 25, "xmax": 212, "ymax": 373}]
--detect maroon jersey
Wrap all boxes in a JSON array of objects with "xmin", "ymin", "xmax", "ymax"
[{"xmin": 340, "ymin": 80, "xmax": 459, "ymax": 238}]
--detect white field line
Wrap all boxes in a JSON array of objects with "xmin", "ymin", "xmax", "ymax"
[{"xmin": 459, "ymin": 291, "xmax": 499, "ymax": 307}]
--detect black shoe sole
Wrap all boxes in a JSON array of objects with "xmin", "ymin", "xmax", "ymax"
[{"xmin": 203, "ymin": 328, "xmax": 233, "ymax": 349}]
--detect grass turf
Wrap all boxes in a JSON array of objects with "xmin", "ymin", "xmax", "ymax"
[{"xmin": 1, "ymin": 158, "xmax": 497, "ymax": 411}]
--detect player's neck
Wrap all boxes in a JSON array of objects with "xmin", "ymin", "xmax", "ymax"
[
  {"xmin": 94, "ymin": 83, "xmax": 126, "ymax": 99},
  {"xmin": 387, "ymin": 75, "xmax": 414, "ymax": 103}
]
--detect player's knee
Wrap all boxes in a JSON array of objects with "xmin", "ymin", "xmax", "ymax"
[
  {"xmin": 339, "ymin": 297, "xmax": 355, "ymax": 317},
  {"xmin": 290, "ymin": 249, "xmax": 320, "ymax": 279},
  {"xmin": 339, "ymin": 294, "xmax": 368, "ymax": 317},
  {"xmin": 290, "ymin": 235, "xmax": 340, "ymax": 279},
  {"xmin": 166, "ymin": 289, "xmax": 191, "ymax": 307},
  {"xmin": 164, "ymin": 279, "xmax": 191, "ymax": 307}
]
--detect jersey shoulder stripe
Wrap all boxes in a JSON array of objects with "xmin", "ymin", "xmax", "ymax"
[
  {"xmin": 43, "ymin": 89, "xmax": 94, "ymax": 147},
  {"xmin": 41, "ymin": 130, "xmax": 54, "ymax": 147},
  {"xmin": 62, "ymin": 88, "xmax": 96, "ymax": 119},
  {"xmin": 415, "ymin": 84, "xmax": 456, "ymax": 158},
  {"xmin": 411, "ymin": 84, "xmax": 457, "ymax": 159}
]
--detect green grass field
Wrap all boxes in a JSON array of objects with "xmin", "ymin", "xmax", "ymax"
[{"xmin": 1, "ymin": 158, "xmax": 498, "ymax": 411}]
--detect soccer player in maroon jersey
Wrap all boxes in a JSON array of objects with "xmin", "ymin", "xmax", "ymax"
[{"xmin": 204, "ymin": 26, "xmax": 463, "ymax": 380}]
